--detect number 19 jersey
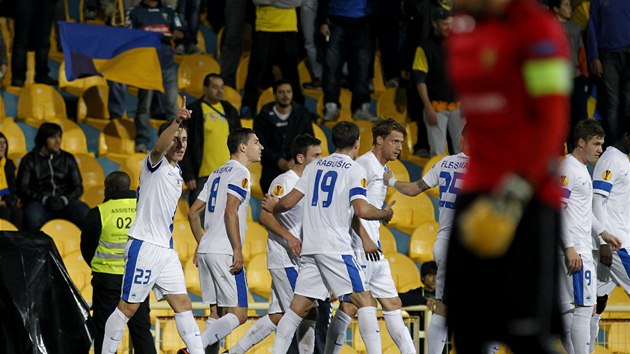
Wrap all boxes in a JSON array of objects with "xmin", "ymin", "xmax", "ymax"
[
  {"xmin": 197, "ymin": 159, "xmax": 251, "ymax": 255},
  {"xmin": 294, "ymin": 153, "xmax": 368, "ymax": 256}
]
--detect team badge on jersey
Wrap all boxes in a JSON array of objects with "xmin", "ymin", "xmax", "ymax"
[
  {"xmin": 602, "ymin": 170, "xmax": 613, "ymax": 181},
  {"xmin": 273, "ymin": 184, "xmax": 284, "ymax": 196},
  {"xmin": 242, "ymin": 178, "xmax": 249, "ymax": 189},
  {"xmin": 560, "ymin": 175, "xmax": 568, "ymax": 186},
  {"xmin": 361, "ymin": 178, "xmax": 367, "ymax": 188}
]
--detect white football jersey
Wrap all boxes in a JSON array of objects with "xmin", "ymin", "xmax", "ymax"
[
  {"xmin": 267, "ymin": 170, "xmax": 302, "ymax": 269},
  {"xmin": 294, "ymin": 153, "xmax": 368, "ymax": 255},
  {"xmin": 128, "ymin": 155, "xmax": 183, "ymax": 248},
  {"xmin": 560, "ymin": 154, "xmax": 594, "ymax": 255},
  {"xmin": 592, "ymin": 146, "xmax": 630, "ymax": 248},
  {"xmin": 197, "ymin": 159, "xmax": 251, "ymax": 255},
  {"xmin": 351, "ymin": 151, "xmax": 387, "ymax": 252},
  {"xmin": 423, "ymin": 152, "xmax": 468, "ymax": 240}
]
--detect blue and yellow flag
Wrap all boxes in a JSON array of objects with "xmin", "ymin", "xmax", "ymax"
[{"xmin": 59, "ymin": 22, "xmax": 164, "ymax": 92}]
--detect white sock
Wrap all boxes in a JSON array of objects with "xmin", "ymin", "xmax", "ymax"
[
  {"xmin": 324, "ymin": 310, "xmax": 352, "ymax": 354},
  {"xmin": 102, "ymin": 308, "xmax": 129, "ymax": 354},
  {"xmin": 427, "ymin": 314, "xmax": 447, "ymax": 354},
  {"xmin": 590, "ymin": 313, "xmax": 601, "ymax": 353},
  {"xmin": 383, "ymin": 309, "xmax": 416, "ymax": 354},
  {"xmin": 572, "ymin": 306, "xmax": 593, "ymax": 354},
  {"xmin": 483, "ymin": 341, "xmax": 501, "ymax": 354},
  {"xmin": 273, "ymin": 309, "xmax": 303, "ymax": 354},
  {"xmin": 174, "ymin": 310, "xmax": 204, "ymax": 354},
  {"xmin": 230, "ymin": 315, "xmax": 277, "ymax": 354},
  {"xmin": 561, "ymin": 303, "xmax": 575, "ymax": 354},
  {"xmin": 297, "ymin": 319, "xmax": 316, "ymax": 354},
  {"xmin": 201, "ymin": 313, "xmax": 240, "ymax": 348},
  {"xmin": 357, "ymin": 307, "xmax": 382, "ymax": 354}
]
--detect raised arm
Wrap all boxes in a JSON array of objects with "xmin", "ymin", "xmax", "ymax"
[{"xmin": 149, "ymin": 96, "xmax": 192, "ymax": 165}]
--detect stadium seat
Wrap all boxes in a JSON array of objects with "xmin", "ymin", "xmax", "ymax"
[
  {"xmin": 161, "ymin": 317, "xmax": 206, "ymax": 353},
  {"xmin": 75, "ymin": 152, "xmax": 105, "ymax": 189},
  {"xmin": 175, "ymin": 197, "xmax": 190, "ymax": 223},
  {"xmin": 421, "ymin": 154, "xmax": 447, "ymax": 199},
  {"xmin": 4, "ymin": 52, "xmax": 35, "ymax": 94},
  {"xmin": 248, "ymin": 162, "xmax": 264, "ymax": 199},
  {"xmin": 0, "ymin": 95, "xmax": 8, "ymax": 119},
  {"xmin": 58, "ymin": 60, "xmax": 108, "ymax": 97},
  {"xmin": 312, "ymin": 123, "xmax": 330, "ymax": 156},
  {"xmin": 256, "ymin": 87, "xmax": 274, "ymax": 113},
  {"xmin": 244, "ymin": 221, "xmax": 267, "ymax": 262},
  {"xmin": 225, "ymin": 321, "xmax": 253, "ymax": 350},
  {"xmin": 602, "ymin": 286, "xmax": 630, "ymax": 320},
  {"xmin": 236, "ymin": 56, "xmax": 249, "ymax": 91},
  {"xmin": 298, "ymin": 60, "xmax": 312, "ymax": 85},
  {"xmin": 387, "ymin": 191, "xmax": 435, "ymax": 234},
  {"xmin": 386, "ymin": 158, "xmax": 410, "ymax": 201},
  {"xmin": 351, "ymin": 320, "xmax": 395, "ymax": 352},
  {"xmin": 593, "ymin": 345, "xmax": 612, "ymax": 354},
  {"xmin": 184, "ymin": 257, "xmax": 202, "ymax": 297},
  {"xmin": 223, "ymin": 86, "xmax": 242, "ymax": 111},
  {"xmin": 81, "ymin": 280, "xmax": 93, "ymax": 302},
  {"xmin": 41, "ymin": 219, "xmax": 82, "ymax": 256},
  {"xmin": 317, "ymin": 88, "xmax": 353, "ymax": 122},
  {"xmin": 246, "ymin": 253, "xmax": 272, "ymax": 298},
  {"xmin": 608, "ymin": 322, "xmax": 630, "ymax": 353},
  {"xmin": 172, "ymin": 222, "xmax": 196, "ymax": 264},
  {"xmin": 249, "ymin": 334, "xmax": 276, "ymax": 353},
  {"xmin": 0, "ymin": 219, "xmax": 18, "ymax": 231},
  {"xmin": 149, "ymin": 291, "xmax": 175, "ymax": 324},
  {"xmin": 81, "ymin": 185, "xmax": 105, "ymax": 208},
  {"xmin": 379, "ymin": 225, "xmax": 397, "ymax": 255},
  {"xmin": 178, "ymin": 54, "xmax": 221, "ymax": 97},
  {"xmin": 62, "ymin": 250, "xmax": 91, "ymax": 293},
  {"xmin": 387, "ymin": 252, "xmax": 422, "ymax": 293},
  {"xmin": 409, "ymin": 221, "xmax": 439, "ymax": 263},
  {"xmin": 400, "ymin": 121, "xmax": 428, "ymax": 166},
  {"xmin": 356, "ymin": 120, "xmax": 373, "ymax": 155},
  {"xmin": 376, "ymin": 87, "xmax": 407, "ymax": 124},
  {"xmin": 216, "ymin": 27, "xmax": 224, "ymax": 58},
  {"xmin": 372, "ymin": 54, "xmax": 386, "ymax": 96},
  {"xmin": 240, "ymin": 118, "xmax": 253, "ymax": 129},
  {"xmin": 339, "ymin": 344, "xmax": 358, "ymax": 354},
  {"xmin": 0, "ymin": 118, "xmax": 27, "ymax": 156},
  {"xmin": 98, "ymin": 118, "xmax": 136, "ymax": 165},
  {"xmin": 57, "ymin": 118, "xmax": 89, "ymax": 155},
  {"xmin": 77, "ymin": 84, "xmax": 110, "ymax": 130},
  {"xmin": 17, "ymin": 84, "xmax": 67, "ymax": 126},
  {"xmin": 119, "ymin": 153, "xmax": 147, "ymax": 190}
]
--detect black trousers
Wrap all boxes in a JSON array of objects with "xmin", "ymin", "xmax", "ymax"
[
  {"xmin": 445, "ymin": 194, "xmax": 562, "ymax": 354},
  {"xmin": 92, "ymin": 273, "xmax": 156, "ymax": 354}
]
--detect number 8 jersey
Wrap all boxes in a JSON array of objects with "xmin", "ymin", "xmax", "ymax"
[{"xmin": 294, "ymin": 153, "xmax": 368, "ymax": 256}]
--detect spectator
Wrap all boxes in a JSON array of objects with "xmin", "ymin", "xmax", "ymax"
[
  {"xmin": 127, "ymin": 0, "xmax": 184, "ymax": 153},
  {"xmin": 398, "ymin": 261, "xmax": 436, "ymax": 310},
  {"xmin": 320, "ymin": 0, "xmax": 375, "ymax": 121},
  {"xmin": 11, "ymin": 0, "xmax": 58, "ymax": 87},
  {"xmin": 373, "ymin": 0, "xmax": 402, "ymax": 88},
  {"xmin": 240, "ymin": 0, "xmax": 304, "ymax": 118},
  {"xmin": 16, "ymin": 123, "xmax": 89, "ymax": 231},
  {"xmin": 412, "ymin": 8, "xmax": 463, "ymax": 157},
  {"xmin": 587, "ymin": 0, "xmax": 630, "ymax": 144},
  {"xmin": 0, "ymin": 132, "xmax": 22, "ymax": 229},
  {"xmin": 181, "ymin": 73, "xmax": 241, "ymax": 204},
  {"xmin": 253, "ymin": 80, "xmax": 314, "ymax": 193},
  {"xmin": 219, "ymin": 0, "xmax": 248, "ymax": 88},
  {"xmin": 175, "ymin": 0, "xmax": 202, "ymax": 54},
  {"xmin": 80, "ymin": 171, "xmax": 156, "ymax": 354},
  {"xmin": 300, "ymin": 0, "xmax": 323, "ymax": 89}
]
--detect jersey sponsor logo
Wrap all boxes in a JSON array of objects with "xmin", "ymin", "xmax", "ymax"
[
  {"xmin": 273, "ymin": 184, "xmax": 284, "ymax": 196},
  {"xmin": 361, "ymin": 178, "xmax": 367, "ymax": 188},
  {"xmin": 242, "ymin": 178, "xmax": 249, "ymax": 189},
  {"xmin": 560, "ymin": 175, "xmax": 569, "ymax": 186},
  {"xmin": 602, "ymin": 170, "xmax": 613, "ymax": 181}
]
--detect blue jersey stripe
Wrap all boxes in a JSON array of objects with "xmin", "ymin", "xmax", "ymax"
[
  {"xmin": 122, "ymin": 239, "xmax": 143, "ymax": 302},
  {"xmin": 349, "ymin": 187, "xmax": 367, "ymax": 199},
  {"xmin": 572, "ymin": 267, "xmax": 585, "ymax": 306},
  {"xmin": 342, "ymin": 254, "xmax": 365, "ymax": 293},
  {"xmin": 235, "ymin": 269, "xmax": 248, "ymax": 307},
  {"xmin": 285, "ymin": 267, "xmax": 298, "ymax": 291},
  {"xmin": 146, "ymin": 157, "xmax": 162, "ymax": 173},
  {"xmin": 439, "ymin": 200, "xmax": 456, "ymax": 209},
  {"xmin": 593, "ymin": 180, "xmax": 613, "ymax": 193},
  {"xmin": 618, "ymin": 249, "xmax": 630, "ymax": 278},
  {"xmin": 228, "ymin": 184, "xmax": 247, "ymax": 199}
]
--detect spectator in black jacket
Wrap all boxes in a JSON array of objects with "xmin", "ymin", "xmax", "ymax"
[
  {"xmin": 181, "ymin": 73, "xmax": 241, "ymax": 204},
  {"xmin": 16, "ymin": 123, "xmax": 90, "ymax": 231},
  {"xmin": 0, "ymin": 131, "xmax": 22, "ymax": 229},
  {"xmin": 254, "ymin": 80, "xmax": 315, "ymax": 193}
]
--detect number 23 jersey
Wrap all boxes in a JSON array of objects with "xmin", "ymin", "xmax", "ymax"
[{"xmin": 294, "ymin": 153, "xmax": 368, "ymax": 256}]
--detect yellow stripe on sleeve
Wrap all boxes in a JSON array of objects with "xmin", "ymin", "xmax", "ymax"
[
  {"xmin": 412, "ymin": 47, "xmax": 429, "ymax": 73},
  {"xmin": 522, "ymin": 58, "xmax": 571, "ymax": 97}
]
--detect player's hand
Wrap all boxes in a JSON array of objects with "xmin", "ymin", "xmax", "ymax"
[
  {"xmin": 458, "ymin": 174, "xmax": 532, "ymax": 258},
  {"xmin": 363, "ymin": 238, "xmax": 381, "ymax": 261},
  {"xmin": 564, "ymin": 247, "xmax": 582, "ymax": 274},
  {"xmin": 287, "ymin": 236, "xmax": 302, "ymax": 257},
  {"xmin": 383, "ymin": 168, "xmax": 395, "ymax": 187},
  {"xmin": 599, "ymin": 244, "xmax": 613, "ymax": 268},
  {"xmin": 186, "ymin": 179, "xmax": 197, "ymax": 191},
  {"xmin": 261, "ymin": 194, "xmax": 279, "ymax": 213},
  {"xmin": 320, "ymin": 24, "xmax": 330, "ymax": 40},
  {"xmin": 383, "ymin": 200, "xmax": 396, "ymax": 224},
  {"xmin": 176, "ymin": 96, "xmax": 192, "ymax": 123},
  {"xmin": 591, "ymin": 59, "xmax": 603, "ymax": 78},
  {"xmin": 231, "ymin": 249, "xmax": 244, "ymax": 274},
  {"xmin": 426, "ymin": 298, "xmax": 437, "ymax": 312},
  {"xmin": 424, "ymin": 106, "xmax": 438, "ymax": 125},
  {"xmin": 601, "ymin": 231, "xmax": 622, "ymax": 251}
]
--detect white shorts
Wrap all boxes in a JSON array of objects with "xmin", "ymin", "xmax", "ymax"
[
  {"xmin": 121, "ymin": 238, "xmax": 187, "ymax": 303},
  {"xmin": 559, "ymin": 251, "xmax": 596, "ymax": 307},
  {"xmin": 295, "ymin": 254, "xmax": 369, "ymax": 301},
  {"xmin": 596, "ymin": 248, "xmax": 630, "ymax": 297},
  {"xmin": 433, "ymin": 238, "xmax": 448, "ymax": 300},
  {"xmin": 268, "ymin": 267, "xmax": 299, "ymax": 314},
  {"xmin": 355, "ymin": 251, "xmax": 398, "ymax": 299},
  {"xmin": 198, "ymin": 253, "xmax": 248, "ymax": 308}
]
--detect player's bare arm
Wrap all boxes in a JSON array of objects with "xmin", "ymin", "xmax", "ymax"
[
  {"xmin": 259, "ymin": 209, "xmax": 302, "ymax": 257},
  {"xmin": 384, "ymin": 168, "xmax": 430, "ymax": 196},
  {"xmin": 261, "ymin": 193, "xmax": 279, "ymax": 213},
  {"xmin": 225, "ymin": 194, "xmax": 244, "ymax": 273},
  {"xmin": 351, "ymin": 214, "xmax": 380, "ymax": 261},
  {"xmin": 150, "ymin": 96, "xmax": 192, "ymax": 165},
  {"xmin": 599, "ymin": 230, "xmax": 621, "ymax": 251},
  {"xmin": 352, "ymin": 198, "xmax": 395, "ymax": 222},
  {"xmin": 271, "ymin": 189, "xmax": 305, "ymax": 214},
  {"xmin": 188, "ymin": 198, "xmax": 206, "ymax": 244}
]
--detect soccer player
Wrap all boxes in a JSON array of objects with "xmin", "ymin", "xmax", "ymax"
[
  {"xmin": 324, "ymin": 118, "xmax": 415, "ymax": 354},
  {"xmin": 444, "ymin": 0, "xmax": 571, "ymax": 352},
  {"xmin": 558, "ymin": 119, "xmax": 620, "ymax": 354},
  {"xmin": 101, "ymin": 98, "xmax": 205, "ymax": 354},
  {"xmin": 589, "ymin": 125, "xmax": 630, "ymax": 352},
  {"xmin": 187, "ymin": 128, "xmax": 264, "ymax": 351},
  {"xmin": 227, "ymin": 134, "xmax": 322, "ymax": 354},
  {"xmin": 262, "ymin": 121, "xmax": 394, "ymax": 354}
]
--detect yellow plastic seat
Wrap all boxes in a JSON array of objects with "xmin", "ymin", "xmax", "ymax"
[
  {"xmin": 249, "ymin": 333, "xmax": 276, "ymax": 353},
  {"xmin": 0, "ymin": 219, "xmax": 18, "ymax": 231},
  {"xmin": 385, "ymin": 158, "xmax": 410, "ymax": 201},
  {"xmin": 172, "ymin": 222, "xmax": 196, "ymax": 264},
  {"xmin": 298, "ymin": 60, "xmax": 312, "ymax": 85},
  {"xmin": 387, "ymin": 191, "xmax": 435, "ymax": 234},
  {"xmin": 175, "ymin": 197, "xmax": 190, "ymax": 223},
  {"xmin": 256, "ymin": 87, "xmax": 274, "ymax": 113},
  {"xmin": 62, "ymin": 250, "xmax": 91, "ymax": 293},
  {"xmin": 184, "ymin": 257, "xmax": 202, "ymax": 297},
  {"xmin": 387, "ymin": 252, "xmax": 422, "ymax": 293},
  {"xmin": 223, "ymin": 86, "xmax": 242, "ymax": 111},
  {"xmin": 246, "ymin": 253, "xmax": 272, "ymax": 298},
  {"xmin": 372, "ymin": 53, "xmax": 386, "ymax": 96},
  {"xmin": 41, "ymin": 219, "xmax": 82, "ymax": 256},
  {"xmin": 0, "ymin": 95, "xmax": 8, "ymax": 119},
  {"xmin": 602, "ymin": 286, "xmax": 630, "ymax": 319},
  {"xmin": 244, "ymin": 221, "xmax": 268, "ymax": 263},
  {"xmin": 98, "ymin": 118, "xmax": 136, "ymax": 164},
  {"xmin": 248, "ymin": 162, "xmax": 264, "ymax": 199},
  {"xmin": 161, "ymin": 317, "xmax": 206, "ymax": 352},
  {"xmin": 81, "ymin": 185, "xmax": 105, "ymax": 208},
  {"xmin": 409, "ymin": 221, "xmax": 439, "ymax": 263},
  {"xmin": 593, "ymin": 345, "xmax": 612, "ymax": 354},
  {"xmin": 355, "ymin": 120, "xmax": 373, "ymax": 156},
  {"xmin": 339, "ymin": 344, "xmax": 358, "ymax": 354},
  {"xmin": 17, "ymin": 84, "xmax": 67, "ymax": 126},
  {"xmin": 236, "ymin": 56, "xmax": 249, "ymax": 91},
  {"xmin": 81, "ymin": 280, "xmax": 93, "ymax": 302},
  {"xmin": 77, "ymin": 84, "xmax": 111, "ymax": 130},
  {"xmin": 240, "ymin": 118, "xmax": 253, "ymax": 129},
  {"xmin": 421, "ymin": 154, "xmax": 447, "ymax": 199},
  {"xmin": 224, "ymin": 321, "xmax": 253, "ymax": 350},
  {"xmin": 178, "ymin": 54, "xmax": 221, "ymax": 98},
  {"xmin": 608, "ymin": 322, "xmax": 630, "ymax": 353},
  {"xmin": 317, "ymin": 88, "xmax": 353, "ymax": 122},
  {"xmin": 119, "ymin": 153, "xmax": 147, "ymax": 190},
  {"xmin": 75, "ymin": 152, "xmax": 105, "ymax": 189},
  {"xmin": 58, "ymin": 60, "xmax": 108, "ymax": 97},
  {"xmin": 352, "ymin": 320, "xmax": 395, "ymax": 352},
  {"xmin": 0, "ymin": 118, "xmax": 27, "ymax": 156},
  {"xmin": 4, "ymin": 52, "xmax": 36, "ymax": 95},
  {"xmin": 379, "ymin": 225, "xmax": 397, "ymax": 255},
  {"xmin": 377, "ymin": 87, "xmax": 407, "ymax": 123},
  {"xmin": 57, "ymin": 118, "xmax": 89, "ymax": 155},
  {"xmin": 312, "ymin": 123, "xmax": 329, "ymax": 156},
  {"xmin": 149, "ymin": 291, "xmax": 175, "ymax": 324}
]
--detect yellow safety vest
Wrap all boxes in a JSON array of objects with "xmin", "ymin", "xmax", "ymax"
[{"xmin": 91, "ymin": 198, "xmax": 136, "ymax": 275}]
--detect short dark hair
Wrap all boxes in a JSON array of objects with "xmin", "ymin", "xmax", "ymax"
[
  {"xmin": 547, "ymin": 0, "xmax": 562, "ymax": 10},
  {"xmin": 331, "ymin": 121, "xmax": 360, "ymax": 150},
  {"xmin": 420, "ymin": 261, "xmax": 437, "ymax": 278},
  {"xmin": 574, "ymin": 119, "xmax": 604, "ymax": 145},
  {"xmin": 272, "ymin": 79, "xmax": 293, "ymax": 94},
  {"xmin": 105, "ymin": 171, "xmax": 131, "ymax": 193},
  {"xmin": 203, "ymin": 73, "xmax": 223, "ymax": 87},
  {"xmin": 35, "ymin": 122, "xmax": 62, "ymax": 148},
  {"xmin": 227, "ymin": 128, "xmax": 256, "ymax": 154},
  {"xmin": 158, "ymin": 120, "xmax": 188, "ymax": 137},
  {"xmin": 371, "ymin": 118, "xmax": 407, "ymax": 145},
  {"xmin": 290, "ymin": 134, "xmax": 321, "ymax": 162}
]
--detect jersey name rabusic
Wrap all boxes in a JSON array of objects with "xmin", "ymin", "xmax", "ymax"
[
  {"xmin": 423, "ymin": 152, "xmax": 468, "ymax": 240},
  {"xmin": 128, "ymin": 155, "xmax": 183, "ymax": 249},
  {"xmin": 197, "ymin": 159, "xmax": 251, "ymax": 255},
  {"xmin": 352, "ymin": 151, "xmax": 387, "ymax": 251},
  {"xmin": 560, "ymin": 154, "xmax": 594, "ymax": 255},
  {"xmin": 294, "ymin": 153, "xmax": 368, "ymax": 255},
  {"xmin": 592, "ymin": 146, "xmax": 630, "ymax": 248},
  {"xmin": 267, "ymin": 170, "xmax": 302, "ymax": 269}
]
